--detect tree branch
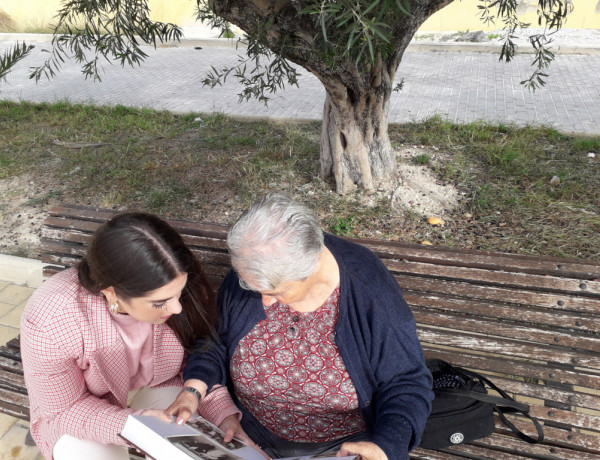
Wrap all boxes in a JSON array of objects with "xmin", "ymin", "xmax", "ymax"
[{"xmin": 0, "ymin": 42, "xmax": 35, "ymax": 81}]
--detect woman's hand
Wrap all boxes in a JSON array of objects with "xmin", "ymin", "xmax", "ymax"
[
  {"xmin": 219, "ymin": 414, "xmax": 250, "ymax": 443},
  {"xmin": 139, "ymin": 408, "xmax": 173, "ymax": 423},
  {"xmin": 337, "ymin": 441, "xmax": 388, "ymax": 460},
  {"xmin": 219, "ymin": 415, "xmax": 270, "ymax": 459},
  {"xmin": 166, "ymin": 379, "xmax": 207, "ymax": 425}
]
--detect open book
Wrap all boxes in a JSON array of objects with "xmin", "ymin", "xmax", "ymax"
[{"xmin": 121, "ymin": 414, "xmax": 357, "ymax": 460}]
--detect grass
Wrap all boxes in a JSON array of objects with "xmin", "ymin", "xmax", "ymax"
[
  {"xmin": 411, "ymin": 154, "xmax": 431, "ymax": 165},
  {"xmin": 1, "ymin": 102, "xmax": 599, "ymax": 260},
  {"xmin": 390, "ymin": 116, "xmax": 600, "ymax": 257}
]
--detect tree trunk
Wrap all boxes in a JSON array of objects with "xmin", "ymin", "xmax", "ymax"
[
  {"xmin": 205, "ymin": 0, "xmax": 453, "ymax": 194},
  {"xmin": 320, "ymin": 87, "xmax": 396, "ymax": 195}
]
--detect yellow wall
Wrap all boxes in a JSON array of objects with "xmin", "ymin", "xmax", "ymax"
[
  {"xmin": 0, "ymin": 0, "xmax": 63, "ymax": 31},
  {"xmin": 1, "ymin": 0, "xmax": 599, "ymax": 32},
  {"xmin": 421, "ymin": 0, "xmax": 600, "ymax": 31},
  {"xmin": 146, "ymin": 0, "xmax": 198, "ymax": 28}
]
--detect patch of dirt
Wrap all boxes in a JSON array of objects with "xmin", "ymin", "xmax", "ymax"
[
  {"xmin": 392, "ymin": 146, "xmax": 460, "ymax": 218},
  {"xmin": 0, "ymin": 146, "xmax": 461, "ymax": 259},
  {"xmin": 0, "ymin": 174, "xmax": 47, "ymax": 258}
]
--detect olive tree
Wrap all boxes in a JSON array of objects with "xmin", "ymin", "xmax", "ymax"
[
  {"xmin": 0, "ymin": 42, "xmax": 34, "ymax": 81},
  {"xmin": 1, "ymin": 0, "xmax": 573, "ymax": 194}
]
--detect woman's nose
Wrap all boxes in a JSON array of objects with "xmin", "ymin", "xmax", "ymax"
[{"xmin": 167, "ymin": 298, "xmax": 183, "ymax": 315}]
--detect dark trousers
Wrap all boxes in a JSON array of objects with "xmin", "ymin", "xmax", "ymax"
[{"xmin": 237, "ymin": 402, "xmax": 370, "ymax": 458}]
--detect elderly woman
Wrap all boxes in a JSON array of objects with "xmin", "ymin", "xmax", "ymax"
[
  {"xmin": 21, "ymin": 212, "xmax": 241, "ymax": 460},
  {"xmin": 168, "ymin": 193, "xmax": 433, "ymax": 460}
]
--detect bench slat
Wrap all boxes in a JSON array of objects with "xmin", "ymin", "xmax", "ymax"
[
  {"xmin": 422, "ymin": 353, "xmax": 600, "ymax": 425},
  {"xmin": 48, "ymin": 205, "xmax": 231, "ymax": 237},
  {"xmin": 387, "ymin": 259, "xmax": 600, "ymax": 295},
  {"xmin": 495, "ymin": 421, "xmax": 600, "ymax": 455},
  {"xmin": 0, "ymin": 346, "xmax": 21, "ymax": 364},
  {"xmin": 0, "ymin": 387, "xmax": 29, "ymax": 420},
  {"xmin": 409, "ymin": 447, "xmax": 472, "ymax": 460},
  {"xmin": 424, "ymin": 349, "xmax": 598, "ymax": 393},
  {"xmin": 474, "ymin": 434, "xmax": 600, "ymax": 460},
  {"xmin": 407, "ymin": 295, "xmax": 600, "ymax": 334},
  {"xmin": 415, "ymin": 309, "xmax": 600, "ymax": 352},
  {"xmin": 400, "ymin": 276, "xmax": 600, "ymax": 314},
  {"xmin": 42, "ymin": 222, "xmax": 231, "ymax": 253},
  {"xmin": 356, "ymin": 238, "xmax": 600, "ymax": 279},
  {"xmin": 0, "ymin": 369, "xmax": 26, "ymax": 394},
  {"xmin": 529, "ymin": 405, "xmax": 600, "ymax": 433},
  {"xmin": 410, "ymin": 448, "xmax": 467, "ymax": 459},
  {"xmin": 419, "ymin": 329, "xmax": 600, "ymax": 370},
  {"xmin": 441, "ymin": 442, "xmax": 533, "ymax": 459},
  {"xmin": 40, "ymin": 238, "xmax": 233, "ymax": 269},
  {"xmin": 0, "ymin": 356, "xmax": 24, "ymax": 377},
  {"xmin": 490, "ymin": 375, "xmax": 600, "ymax": 413}
]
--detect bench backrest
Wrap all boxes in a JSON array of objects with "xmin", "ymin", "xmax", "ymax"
[{"xmin": 41, "ymin": 204, "xmax": 600, "ymax": 459}]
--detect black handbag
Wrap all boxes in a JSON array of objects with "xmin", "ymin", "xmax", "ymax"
[{"xmin": 419, "ymin": 359, "xmax": 544, "ymax": 449}]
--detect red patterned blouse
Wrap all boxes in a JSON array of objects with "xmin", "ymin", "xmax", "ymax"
[{"xmin": 230, "ymin": 285, "xmax": 366, "ymax": 442}]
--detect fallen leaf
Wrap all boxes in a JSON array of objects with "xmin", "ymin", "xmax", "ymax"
[{"xmin": 427, "ymin": 217, "xmax": 445, "ymax": 227}]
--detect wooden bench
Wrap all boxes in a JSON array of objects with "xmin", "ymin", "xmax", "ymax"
[{"xmin": 1, "ymin": 203, "xmax": 599, "ymax": 459}]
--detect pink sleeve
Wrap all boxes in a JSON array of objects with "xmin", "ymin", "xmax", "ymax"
[
  {"xmin": 198, "ymin": 384, "xmax": 242, "ymax": 428},
  {"xmin": 21, "ymin": 321, "xmax": 135, "ymax": 459}
]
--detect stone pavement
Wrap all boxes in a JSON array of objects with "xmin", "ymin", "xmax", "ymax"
[
  {"xmin": 0, "ymin": 256, "xmax": 44, "ymax": 460},
  {"xmin": 0, "ymin": 37, "xmax": 600, "ymax": 135}
]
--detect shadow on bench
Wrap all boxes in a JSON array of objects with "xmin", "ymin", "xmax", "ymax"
[{"xmin": 2, "ymin": 204, "xmax": 599, "ymax": 459}]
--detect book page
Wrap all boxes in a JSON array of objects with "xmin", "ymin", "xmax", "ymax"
[
  {"xmin": 121, "ymin": 414, "xmax": 264, "ymax": 460},
  {"xmin": 122, "ymin": 414, "xmax": 357, "ymax": 460},
  {"xmin": 168, "ymin": 434, "xmax": 245, "ymax": 460},
  {"xmin": 167, "ymin": 416, "xmax": 252, "ymax": 460}
]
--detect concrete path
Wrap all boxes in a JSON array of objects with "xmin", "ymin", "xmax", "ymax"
[
  {"xmin": 0, "ymin": 256, "xmax": 44, "ymax": 460},
  {"xmin": 1, "ymin": 37, "xmax": 600, "ymax": 135}
]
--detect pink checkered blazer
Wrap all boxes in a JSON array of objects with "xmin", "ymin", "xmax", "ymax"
[{"xmin": 20, "ymin": 268, "xmax": 185, "ymax": 459}]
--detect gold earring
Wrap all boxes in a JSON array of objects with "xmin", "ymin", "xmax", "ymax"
[{"xmin": 109, "ymin": 301, "xmax": 119, "ymax": 314}]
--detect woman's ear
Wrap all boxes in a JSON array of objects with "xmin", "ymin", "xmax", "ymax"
[{"xmin": 100, "ymin": 286, "xmax": 116, "ymax": 301}]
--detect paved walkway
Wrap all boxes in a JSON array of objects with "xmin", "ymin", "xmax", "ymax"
[
  {"xmin": 1, "ymin": 37, "xmax": 600, "ymax": 135},
  {"xmin": 0, "ymin": 256, "xmax": 44, "ymax": 460}
]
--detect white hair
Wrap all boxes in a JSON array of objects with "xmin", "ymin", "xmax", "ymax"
[{"xmin": 227, "ymin": 193, "xmax": 324, "ymax": 291}]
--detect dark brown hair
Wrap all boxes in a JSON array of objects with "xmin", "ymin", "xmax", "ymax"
[{"xmin": 78, "ymin": 212, "xmax": 216, "ymax": 349}]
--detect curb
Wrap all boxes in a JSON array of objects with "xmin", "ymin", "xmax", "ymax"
[
  {"xmin": 406, "ymin": 42, "xmax": 600, "ymax": 55},
  {"xmin": 0, "ymin": 255, "xmax": 44, "ymax": 288},
  {"xmin": 2, "ymin": 33, "xmax": 598, "ymax": 55}
]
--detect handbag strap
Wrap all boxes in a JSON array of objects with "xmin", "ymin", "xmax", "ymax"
[
  {"xmin": 433, "ymin": 363, "xmax": 545, "ymax": 444},
  {"xmin": 493, "ymin": 404, "xmax": 545, "ymax": 444},
  {"xmin": 434, "ymin": 388, "xmax": 529, "ymax": 412}
]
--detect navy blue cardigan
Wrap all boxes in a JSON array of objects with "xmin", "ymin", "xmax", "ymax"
[{"xmin": 184, "ymin": 234, "xmax": 433, "ymax": 460}]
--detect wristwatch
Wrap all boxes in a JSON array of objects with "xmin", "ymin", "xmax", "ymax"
[{"xmin": 183, "ymin": 386, "xmax": 203, "ymax": 403}]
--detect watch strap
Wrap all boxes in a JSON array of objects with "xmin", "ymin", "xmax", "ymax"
[{"xmin": 183, "ymin": 386, "xmax": 202, "ymax": 403}]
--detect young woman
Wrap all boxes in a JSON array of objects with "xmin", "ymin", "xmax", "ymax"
[{"xmin": 20, "ymin": 212, "xmax": 236, "ymax": 459}]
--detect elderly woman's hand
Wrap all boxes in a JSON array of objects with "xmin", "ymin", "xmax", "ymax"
[
  {"xmin": 337, "ymin": 441, "xmax": 388, "ymax": 460},
  {"xmin": 166, "ymin": 379, "xmax": 207, "ymax": 425},
  {"xmin": 219, "ymin": 415, "xmax": 270, "ymax": 459}
]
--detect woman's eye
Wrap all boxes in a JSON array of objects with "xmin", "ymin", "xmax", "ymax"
[{"xmin": 152, "ymin": 302, "xmax": 166, "ymax": 309}]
